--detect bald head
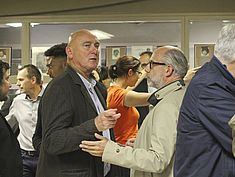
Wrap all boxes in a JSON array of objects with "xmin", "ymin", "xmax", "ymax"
[
  {"xmin": 66, "ymin": 29, "xmax": 100, "ymax": 79},
  {"xmin": 152, "ymin": 46, "xmax": 188, "ymax": 78},
  {"xmin": 146, "ymin": 46, "xmax": 188, "ymax": 89},
  {"xmin": 68, "ymin": 29, "xmax": 98, "ymax": 47},
  {"xmin": 152, "ymin": 46, "xmax": 178, "ymax": 59}
]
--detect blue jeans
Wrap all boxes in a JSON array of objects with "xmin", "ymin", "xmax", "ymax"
[{"xmin": 21, "ymin": 150, "xmax": 38, "ymax": 177}]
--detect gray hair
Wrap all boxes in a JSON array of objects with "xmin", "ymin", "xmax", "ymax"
[
  {"xmin": 214, "ymin": 24, "xmax": 235, "ymax": 64},
  {"xmin": 162, "ymin": 47, "xmax": 189, "ymax": 78}
]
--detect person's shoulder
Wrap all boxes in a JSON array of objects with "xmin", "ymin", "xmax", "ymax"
[
  {"xmin": 11, "ymin": 93, "xmax": 26, "ymax": 106},
  {"xmin": 50, "ymin": 71, "xmax": 72, "ymax": 86},
  {"xmin": 14, "ymin": 93, "xmax": 26, "ymax": 100},
  {"xmin": 108, "ymin": 85, "xmax": 126, "ymax": 95}
]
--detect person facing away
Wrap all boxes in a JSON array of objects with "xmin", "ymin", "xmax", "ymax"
[
  {"xmin": 80, "ymin": 45, "xmax": 189, "ymax": 177},
  {"xmin": 91, "ymin": 66, "xmax": 109, "ymax": 99},
  {"xmin": 44, "ymin": 42, "xmax": 67, "ymax": 78},
  {"xmin": 97, "ymin": 66, "xmax": 111, "ymax": 89},
  {"xmin": 174, "ymin": 24, "xmax": 235, "ymax": 177},
  {"xmin": 35, "ymin": 29, "xmax": 121, "ymax": 177},
  {"xmin": 32, "ymin": 43, "xmax": 67, "ymax": 151},
  {"xmin": 6, "ymin": 64, "xmax": 43, "ymax": 177},
  {"xmin": 0, "ymin": 60, "xmax": 23, "ymax": 177}
]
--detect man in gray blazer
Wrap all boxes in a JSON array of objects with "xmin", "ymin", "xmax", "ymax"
[
  {"xmin": 80, "ymin": 46, "xmax": 189, "ymax": 177},
  {"xmin": 36, "ymin": 29, "xmax": 121, "ymax": 177}
]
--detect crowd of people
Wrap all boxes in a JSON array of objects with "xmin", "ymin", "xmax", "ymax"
[{"xmin": 0, "ymin": 24, "xmax": 234, "ymax": 177}]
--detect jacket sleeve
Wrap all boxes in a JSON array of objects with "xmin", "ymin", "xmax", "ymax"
[{"xmin": 102, "ymin": 102, "xmax": 178, "ymax": 173}]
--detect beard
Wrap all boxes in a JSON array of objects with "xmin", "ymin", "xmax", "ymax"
[{"xmin": 147, "ymin": 73, "xmax": 165, "ymax": 90}]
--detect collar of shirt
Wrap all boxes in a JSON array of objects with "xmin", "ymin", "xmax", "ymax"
[
  {"xmin": 77, "ymin": 72, "xmax": 97, "ymax": 90},
  {"xmin": 148, "ymin": 80, "xmax": 184, "ymax": 106},
  {"xmin": 25, "ymin": 87, "xmax": 44, "ymax": 102}
]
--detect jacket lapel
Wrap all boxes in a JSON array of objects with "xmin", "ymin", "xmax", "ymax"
[{"xmin": 66, "ymin": 66, "xmax": 97, "ymax": 113}]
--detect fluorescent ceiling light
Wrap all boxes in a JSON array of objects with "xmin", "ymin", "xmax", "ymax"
[
  {"xmin": 6, "ymin": 23, "xmax": 22, "ymax": 27},
  {"xmin": 90, "ymin": 29, "xmax": 114, "ymax": 40},
  {"xmin": 6, "ymin": 23, "xmax": 39, "ymax": 27},
  {"xmin": 31, "ymin": 23, "xmax": 40, "ymax": 27}
]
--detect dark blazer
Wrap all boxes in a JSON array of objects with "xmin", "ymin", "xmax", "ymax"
[
  {"xmin": 0, "ymin": 112, "xmax": 22, "ymax": 177},
  {"xmin": 134, "ymin": 78, "xmax": 149, "ymax": 128},
  {"xmin": 36, "ymin": 65, "xmax": 117, "ymax": 177},
  {"xmin": 174, "ymin": 56, "xmax": 235, "ymax": 177}
]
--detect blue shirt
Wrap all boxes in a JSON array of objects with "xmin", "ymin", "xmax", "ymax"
[{"xmin": 174, "ymin": 56, "xmax": 235, "ymax": 177}]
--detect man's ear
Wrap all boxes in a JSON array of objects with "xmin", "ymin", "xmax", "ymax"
[
  {"xmin": 31, "ymin": 76, "xmax": 37, "ymax": 84},
  {"xmin": 66, "ymin": 47, "xmax": 73, "ymax": 58},
  {"xmin": 165, "ymin": 65, "xmax": 174, "ymax": 77}
]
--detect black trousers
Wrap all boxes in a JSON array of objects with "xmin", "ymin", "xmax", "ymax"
[{"xmin": 107, "ymin": 165, "xmax": 130, "ymax": 177}]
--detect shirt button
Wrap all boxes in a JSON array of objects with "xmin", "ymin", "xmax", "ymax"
[{"xmin": 116, "ymin": 149, "xmax": 120, "ymax": 153}]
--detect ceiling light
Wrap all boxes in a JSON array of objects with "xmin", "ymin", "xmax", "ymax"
[
  {"xmin": 90, "ymin": 30, "xmax": 114, "ymax": 40},
  {"xmin": 6, "ymin": 23, "xmax": 22, "ymax": 27},
  {"xmin": 31, "ymin": 23, "xmax": 40, "ymax": 27},
  {"xmin": 6, "ymin": 23, "xmax": 40, "ymax": 27}
]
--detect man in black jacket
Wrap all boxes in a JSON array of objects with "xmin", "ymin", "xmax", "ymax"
[
  {"xmin": 36, "ymin": 29, "xmax": 121, "ymax": 177},
  {"xmin": 0, "ymin": 60, "xmax": 23, "ymax": 177}
]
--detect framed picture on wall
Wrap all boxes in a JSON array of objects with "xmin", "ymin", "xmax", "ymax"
[
  {"xmin": 106, "ymin": 46, "xmax": 127, "ymax": 66},
  {"xmin": 131, "ymin": 46, "xmax": 153, "ymax": 58},
  {"xmin": 194, "ymin": 44, "xmax": 215, "ymax": 67},
  {"xmin": 0, "ymin": 47, "xmax": 12, "ymax": 73},
  {"xmin": 32, "ymin": 47, "xmax": 50, "ymax": 74}
]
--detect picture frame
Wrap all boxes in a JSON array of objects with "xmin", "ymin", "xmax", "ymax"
[
  {"xmin": 0, "ymin": 47, "xmax": 12, "ymax": 73},
  {"xmin": 131, "ymin": 46, "xmax": 153, "ymax": 58},
  {"xmin": 194, "ymin": 44, "xmax": 215, "ymax": 67},
  {"xmin": 32, "ymin": 47, "xmax": 50, "ymax": 74},
  {"xmin": 106, "ymin": 46, "xmax": 127, "ymax": 66}
]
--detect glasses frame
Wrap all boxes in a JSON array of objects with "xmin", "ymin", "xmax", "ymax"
[
  {"xmin": 149, "ymin": 60, "xmax": 166, "ymax": 69},
  {"xmin": 136, "ymin": 70, "xmax": 142, "ymax": 76},
  {"xmin": 140, "ymin": 63, "xmax": 149, "ymax": 69}
]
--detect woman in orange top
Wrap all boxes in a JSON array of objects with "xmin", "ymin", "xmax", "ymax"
[
  {"xmin": 108, "ymin": 55, "xmax": 151, "ymax": 145},
  {"xmin": 107, "ymin": 55, "xmax": 151, "ymax": 177}
]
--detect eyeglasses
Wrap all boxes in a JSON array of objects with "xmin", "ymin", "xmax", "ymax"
[
  {"xmin": 149, "ymin": 60, "xmax": 166, "ymax": 69},
  {"xmin": 141, "ymin": 63, "xmax": 149, "ymax": 69},
  {"xmin": 136, "ymin": 71, "xmax": 142, "ymax": 76}
]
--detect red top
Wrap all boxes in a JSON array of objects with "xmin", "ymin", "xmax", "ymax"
[{"xmin": 107, "ymin": 85, "xmax": 139, "ymax": 145}]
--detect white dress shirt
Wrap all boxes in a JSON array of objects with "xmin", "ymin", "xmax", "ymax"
[
  {"xmin": 6, "ymin": 89, "xmax": 44, "ymax": 151},
  {"xmin": 78, "ymin": 73, "xmax": 110, "ymax": 176}
]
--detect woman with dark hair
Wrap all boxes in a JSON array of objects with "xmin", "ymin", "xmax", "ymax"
[
  {"xmin": 108, "ymin": 55, "xmax": 151, "ymax": 176},
  {"xmin": 108, "ymin": 56, "xmax": 151, "ymax": 144}
]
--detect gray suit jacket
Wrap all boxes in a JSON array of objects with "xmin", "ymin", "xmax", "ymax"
[{"xmin": 36, "ymin": 65, "xmax": 108, "ymax": 177}]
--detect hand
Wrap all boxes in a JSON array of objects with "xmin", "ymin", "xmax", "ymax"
[
  {"xmin": 95, "ymin": 109, "xmax": 121, "ymax": 131},
  {"xmin": 184, "ymin": 66, "xmax": 201, "ymax": 82},
  {"xmin": 125, "ymin": 137, "xmax": 135, "ymax": 147},
  {"xmin": 79, "ymin": 133, "xmax": 108, "ymax": 157}
]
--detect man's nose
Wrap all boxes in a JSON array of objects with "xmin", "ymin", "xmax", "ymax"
[
  {"xmin": 145, "ymin": 63, "xmax": 151, "ymax": 73},
  {"xmin": 16, "ymin": 81, "xmax": 20, "ymax": 87}
]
